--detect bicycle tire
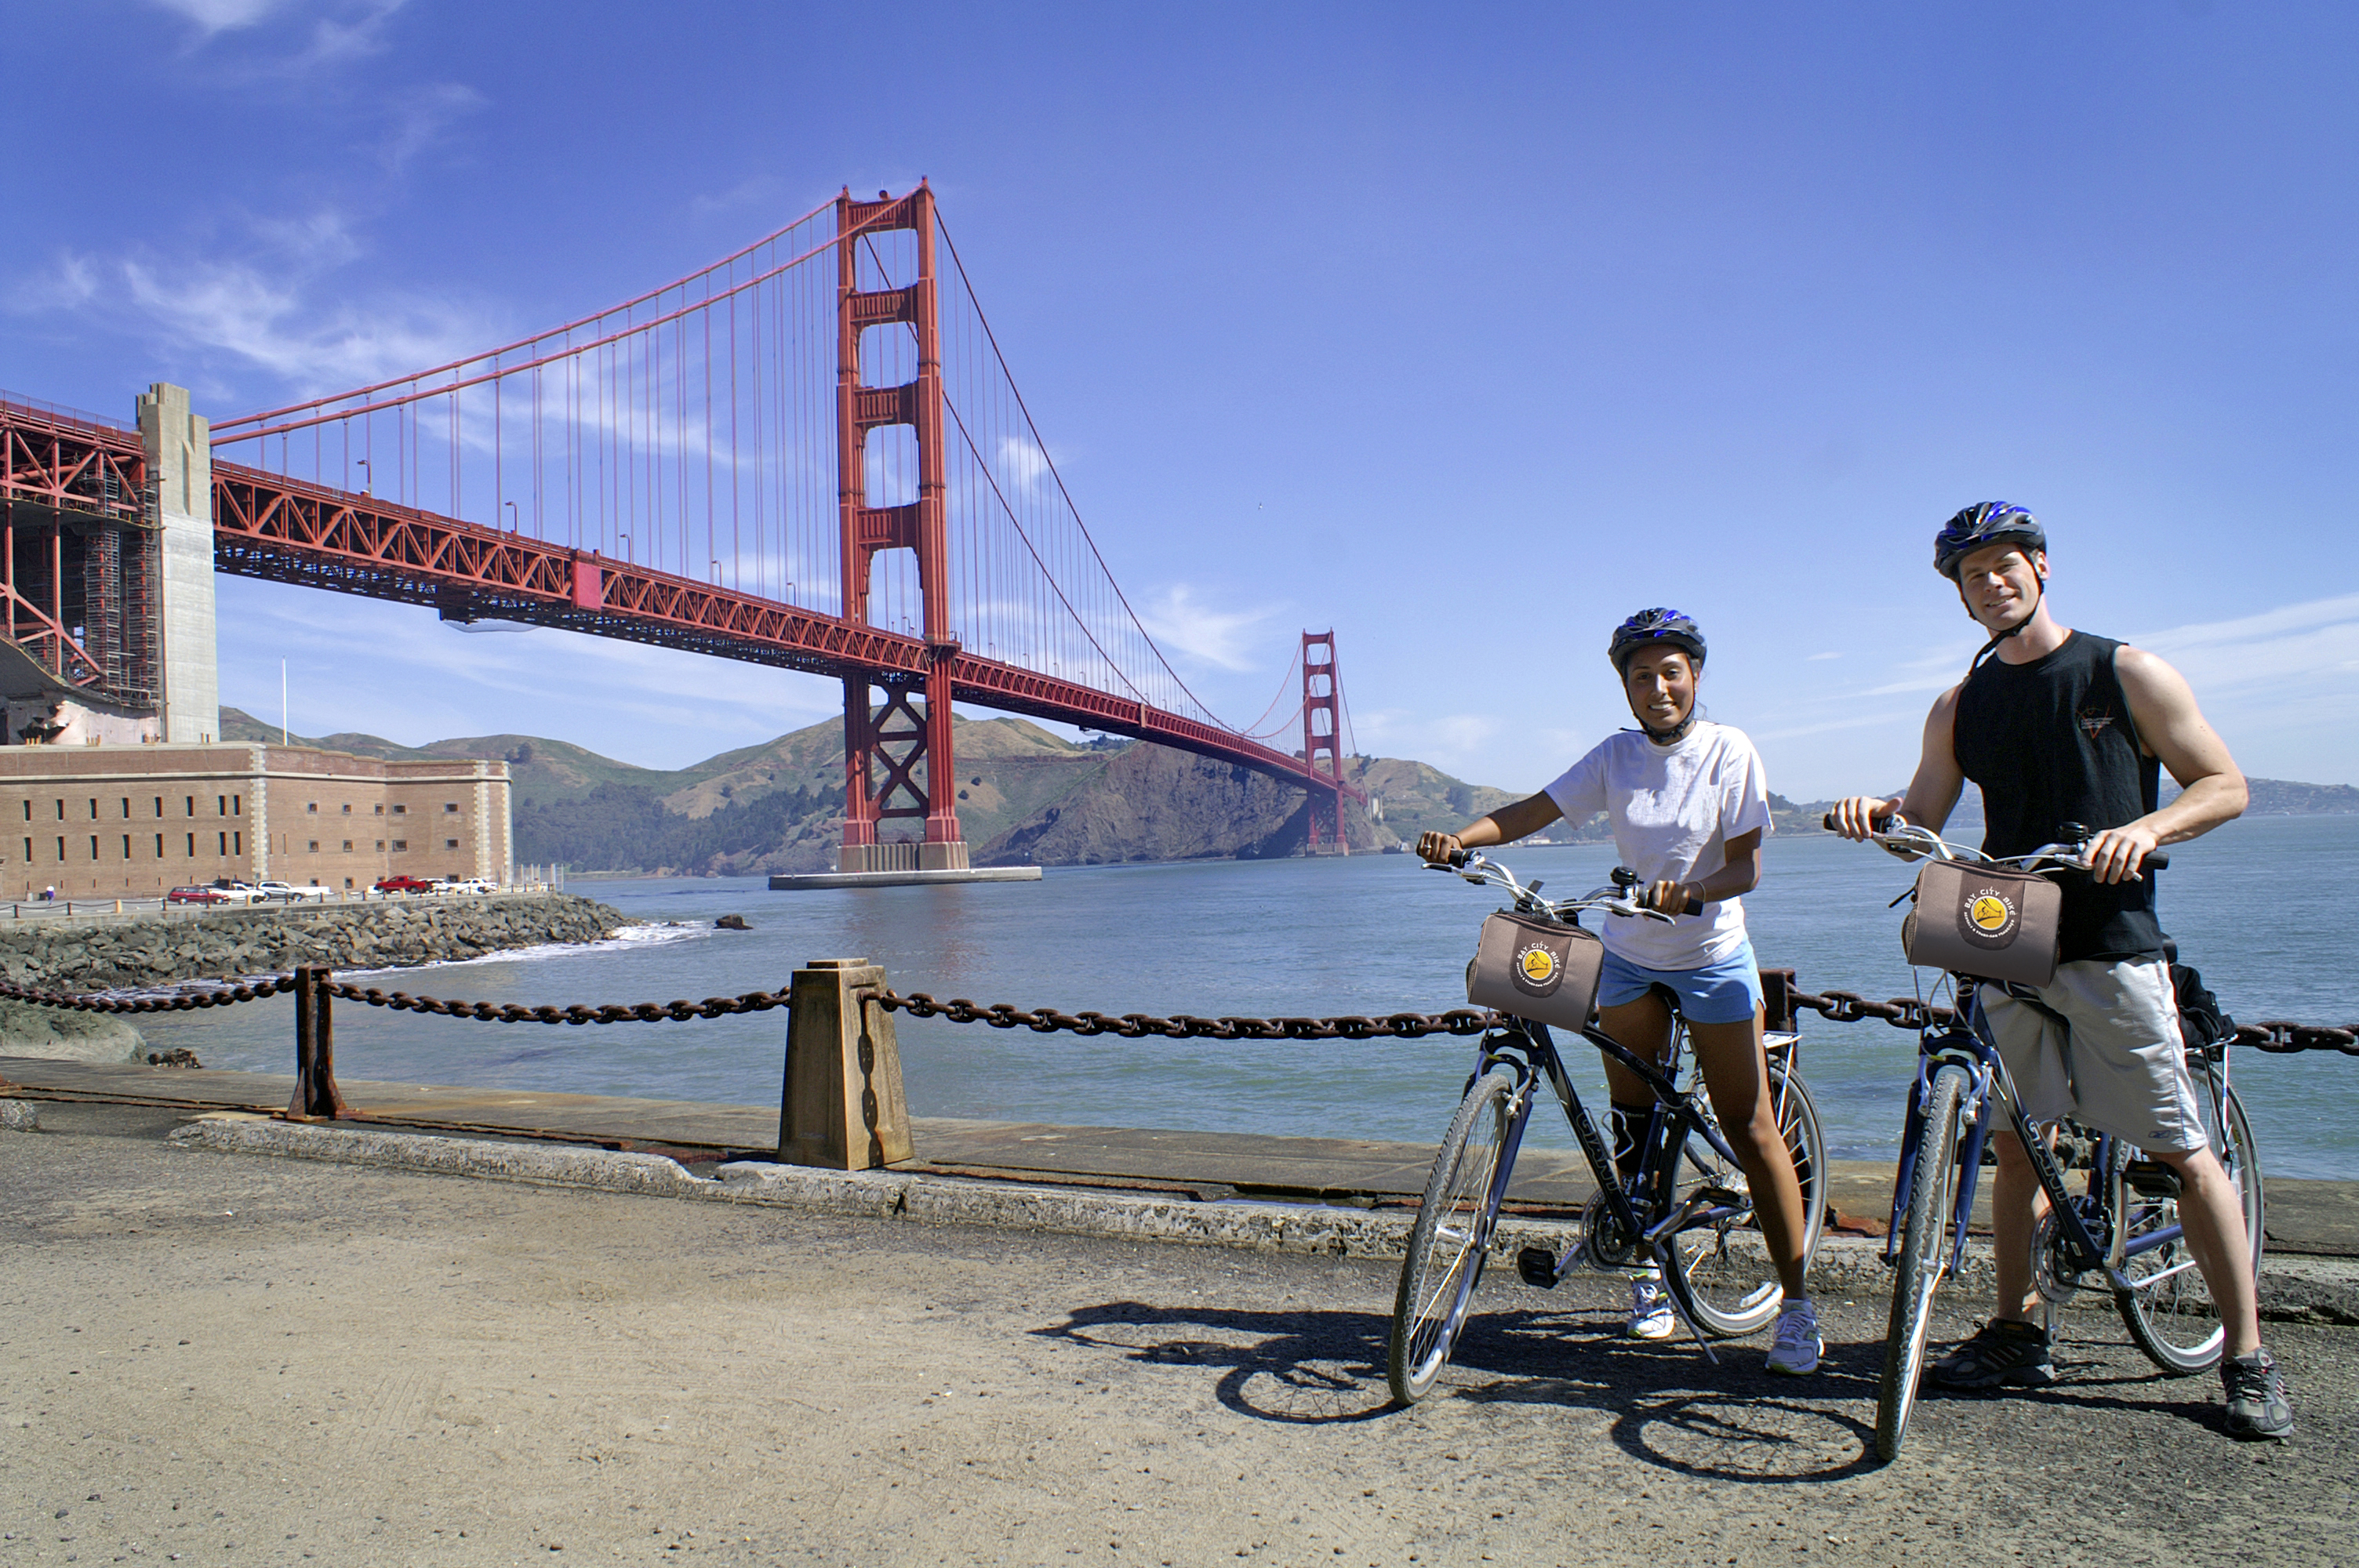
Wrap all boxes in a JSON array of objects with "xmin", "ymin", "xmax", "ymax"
[
  {"xmin": 1388, "ymin": 1066, "xmax": 1520, "ymax": 1406},
  {"xmin": 2114, "ymin": 1082, "xmax": 2264, "ymax": 1374},
  {"xmin": 1875, "ymin": 1062, "xmax": 1969, "ymax": 1465},
  {"xmin": 1672, "ymin": 1065, "xmax": 1830, "ymax": 1337}
]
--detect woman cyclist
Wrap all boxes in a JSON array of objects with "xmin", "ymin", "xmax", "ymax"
[{"xmin": 1416, "ymin": 609, "xmax": 1819, "ymax": 1374}]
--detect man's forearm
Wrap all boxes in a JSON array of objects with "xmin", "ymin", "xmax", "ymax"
[{"xmin": 2139, "ymin": 771, "xmax": 2248, "ymax": 844}]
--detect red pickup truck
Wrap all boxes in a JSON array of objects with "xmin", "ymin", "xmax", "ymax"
[{"xmin": 373, "ymin": 875, "xmax": 436, "ymax": 895}]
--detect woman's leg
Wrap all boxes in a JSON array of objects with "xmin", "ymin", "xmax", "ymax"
[
  {"xmin": 1596, "ymin": 993, "xmax": 1675, "ymax": 1106},
  {"xmin": 1688, "ymin": 1007, "xmax": 1810, "ymax": 1298}
]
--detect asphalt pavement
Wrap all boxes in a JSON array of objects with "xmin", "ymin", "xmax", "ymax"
[{"xmin": 2, "ymin": 1102, "xmax": 2350, "ymax": 1567}]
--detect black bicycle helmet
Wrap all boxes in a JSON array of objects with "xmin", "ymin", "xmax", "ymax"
[
  {"xmin": 1608, "ymin": 608, "xmax": 1707, "ymax": 673},
  {"xmin": 1933, "ymin": 502, "xmax": 2045, "ymax": 579}
]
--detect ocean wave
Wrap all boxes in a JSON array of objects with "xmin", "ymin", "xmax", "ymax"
[{"xmin": 340, "ymin": 919, "xmax": 715, "ymax": 978}]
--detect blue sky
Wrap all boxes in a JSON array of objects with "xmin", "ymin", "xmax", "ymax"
[{"xmin": 5, "ymin": 2, "xmax": 2354, "ymax": 796}]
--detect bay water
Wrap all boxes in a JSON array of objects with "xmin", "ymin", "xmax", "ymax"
[{"xmin": 134, "ymin": 815, "xmax": 2359, "ymax": 1179}]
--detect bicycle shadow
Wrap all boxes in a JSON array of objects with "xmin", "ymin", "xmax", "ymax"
[{"xmin": 1032, "ymin": 1297, "xmax": 1883, "ymax": 1479}]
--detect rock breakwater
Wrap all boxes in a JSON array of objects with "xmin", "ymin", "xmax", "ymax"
[
  {"xmin": 0, "ymin": 896, "xmax": 633, "ymax": 1062},
  {"xmin": 0, "ymin": 895, "xmax": 631, "ymax": 992}
]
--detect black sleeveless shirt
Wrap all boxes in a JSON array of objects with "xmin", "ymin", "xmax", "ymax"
[{"xmin": 1953, "ymin": 630, "xmax": 2167, "ymax": 962}]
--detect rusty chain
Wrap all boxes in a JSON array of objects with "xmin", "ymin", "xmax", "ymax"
[
  {"xmin": 874, "ymin": 993, "xmax": 1496, "ymax": 1040},
  {"xmin": 0, "ymin": 975, "xmax": 296, "ymax": 1013},
  {"xmin": 0, "ymin": 971, "xmax": 2350, "ymax": 1053}
]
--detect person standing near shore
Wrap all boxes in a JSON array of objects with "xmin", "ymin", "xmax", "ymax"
[
  {"xmin": 1827, "ymin": 502, "xmax": 2291, "ymax": 1440},
  {"xmin": 1418, "ymin": 609, "xmax": 1820, "ymax": 1374}
]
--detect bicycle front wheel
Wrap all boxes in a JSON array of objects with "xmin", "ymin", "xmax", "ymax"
[
  {"xmin": 1673, "ymin": 1065, "xmax": 1829, "ymax": 1337},
  {"xmin": 1875, "ymin": 1062, "xmax": 1969, "ymax": 1465},
  {"xmin": 1388, "ymin": 1066, "xmax": 1520, "ymax": 1406},
  {"xmin": 2115, "ymin": 1081, "xmax": 2264, "ymax": 1374}
]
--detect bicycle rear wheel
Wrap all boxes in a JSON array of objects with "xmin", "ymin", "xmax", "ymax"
[
  {"xmin": 1388, "ymin": 1067, "xmax": 1520, "ymax": 1406},
  {"xmin": 1672, "ymin": 1065, "xmax": 1829, "ymax": 1337},
  {"xmin": 2115, "ymin": 1081, "xmax": 2263, "ymax": 1374},
  {"xmin": 1875, "ymin": 1062, "xmax": 1969, "ymax": 1465}
]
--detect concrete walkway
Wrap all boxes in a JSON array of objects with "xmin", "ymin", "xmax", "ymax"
[{"xmin": 5, "ymin": 1055, "xmax": 2354, "ymax": 1258}]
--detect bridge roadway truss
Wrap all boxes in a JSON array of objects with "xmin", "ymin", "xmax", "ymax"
[{"xmin": 0, "ymin": 400, "xmax": 1357, "ymax": 832}]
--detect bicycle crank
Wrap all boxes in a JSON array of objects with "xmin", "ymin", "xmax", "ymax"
[{"xmin": 2033, "ymin": 1196, "xmax": 2112, "ymax": 1305}]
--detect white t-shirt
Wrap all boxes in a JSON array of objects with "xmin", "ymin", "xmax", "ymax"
[{"xmin": 1542, "ymin": 720, "xmax": 1773, "ymax": 971}]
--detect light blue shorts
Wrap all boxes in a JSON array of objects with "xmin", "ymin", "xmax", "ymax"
[{"xmin": 1597, "ymin": 941, "xmax": 1765, "ymax": 1026}]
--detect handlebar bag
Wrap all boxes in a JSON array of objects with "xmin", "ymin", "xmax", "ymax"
[
  {"xmin": 1465, "ymin": 911, "xmax": 1604, "ymax": 1031},
  {"xmin": 1900, "ymin": 861, "xmax": 2061, "ymax": 988}
]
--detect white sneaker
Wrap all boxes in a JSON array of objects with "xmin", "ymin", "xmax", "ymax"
[
  {"xmin": 1627, "ymin": 1275, "xmax": 1677, "ymax": 1340},
  {"xmin": 1765, "ymin": 1299, "xmax": 1822, "ymax": 1375}
]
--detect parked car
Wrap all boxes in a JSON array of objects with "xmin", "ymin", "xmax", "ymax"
[
  {"xmin": 373, "ymin": 875, "xmax": 436, "ymax": 895},
  {"xmin": 167, "ymin": 885, "xmax": 232, "ymax": 905},
  {"xmin": 255, "ymin": 880, "xmax": 331, "ymax": 902},
  {"xmin": 435, "ymin": 877, "xmax": 496, "ymax": 896},
  {"xmin": 205, "ymin": 880, "xmax": 274, "ymax": 906}
]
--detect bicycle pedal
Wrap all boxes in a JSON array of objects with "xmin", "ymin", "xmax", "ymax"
[{"xmin": 1515, "ymin": 1247, "xmax": 1561, "ymax": 1290}]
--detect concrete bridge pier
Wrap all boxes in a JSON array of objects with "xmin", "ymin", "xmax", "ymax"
[{"xmin": 136, "ymin": 381, "xmax": 218, "ymax": 744}]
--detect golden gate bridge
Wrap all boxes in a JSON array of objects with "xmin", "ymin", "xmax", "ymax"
[{"xmin": 0, "ymin": 183, "xmax": 1361, "ymax": 872}]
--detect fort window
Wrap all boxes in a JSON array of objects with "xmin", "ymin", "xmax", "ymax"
[
  {"xmin": 154, "ymin": 797, "xmax": 162, "ymax": 816},
  {"xmin": 88, "ymin": 799, "xmax": 97, "ymax": 818},
  {"xmin": 392, "ymin": 804, "xmax": 406, "ymax": 815},
  {"xmin": 307, "ymin": 840, "xmax": 319, "ymax": 853},
  {"xmin": 374, "ymin": 840, "xmax": 385, "ymax": 851},
  {"xmin": 341, "ymin": 840, "xmax": 353, "ymax": 852},
  {"xmin": 391, "ymin": 840, "xmax": 408, "ymax": 852},
  {"xmin": 185, "ymin": 833, "xmax": 194, "ymax": 856},
  {"xmin": 218, "ymin": 831, "xmax": 227, "ymax": 855},
  {"xmin": 56, "ymin": 837, "xmax": 64, "ymax": 860},
  {"xmin": 217, "ymin": 796, "xmax": 226, "ymax": 816},
  {"xmin": 120, "ymin": 835, "xmax": 130, "ymax": 859},
  {"xmin": 233, "ymin": 832, "xmax": 242, "ymax": 855},
  {"xmin": 120, "ymin": 797, "xmax": 129, "ymax": 818},
  {"xmin": 89, "ymin": 835, "xmax": 98, "ymax": 858},
  {"xmin": 341, "ymin": 804, "xmax": 352, "ymax": 815},
  {"xmin": 373, "ymin": 804, "xmax": 384, "ymax": 815},
  {"xmin": 185, "ymin": 796, "xmax": 194, "ymax": 817},
  {"xmin": 233, "ymin": 796, "xmax": 242, "ymax": 816},
  {"xmin": 18, "ymin": 802, "xmax": 27, "ymax": 822},
  {"xmin": 444, "ymin": 803, "xmax": 460, "ymax": 813},
  {"xmin": 307, "ymin": 803, "xmax": 318, "ymax": 814},
  {"xmin": 153, "ymin": 833, "xmax": 162, "ymax": 857},
  {"xmin": 445, "ymin": 838, "xmax": 459, "ymax": 850},
  {"xmin": 54, "ymin": 800, "xmax": 64, "ymax": 821},
  {"xmin": 20, "ymin": 838, "xmax": 29, "ymax": 862}
]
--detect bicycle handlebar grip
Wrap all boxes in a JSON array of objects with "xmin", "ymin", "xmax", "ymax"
[
  {"xmin": 1445, "ymin": 848, "xmax": 1471, "ymax": 868},
  {"xmin": 2144, "ymin": 850, "xmax": 2169, "ymax": 871},
  {"xmin": 1822, "ymin": 811, "xmax": 1897, "ymax": 833}
]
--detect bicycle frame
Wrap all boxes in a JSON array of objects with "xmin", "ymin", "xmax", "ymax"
[
  {"xmin": 1884, "ymin": 1005, "xmax": 2219, "ymax": 1295},
  {"xmin": 1470, "ymin": 1014, "xmax": 1758, "ymax": 1276}
]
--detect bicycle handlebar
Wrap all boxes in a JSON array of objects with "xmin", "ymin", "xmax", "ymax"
[{"xmin": 1819, "ymin": 814, "xmax": 2168, "ymax": 873}]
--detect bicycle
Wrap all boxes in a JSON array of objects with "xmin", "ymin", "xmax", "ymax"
[
  {"xmin": 1387, "ymin": 851, "xmax": 1829, "ymax": 1406},
  {"xmin": 1833, "ymin": 815, "xmax": 2264, "ymax": 1464}
]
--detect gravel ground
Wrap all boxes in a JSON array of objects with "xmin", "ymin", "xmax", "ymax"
[{"xmin": 2, "ymin": 1105, "xmax": 2350, "ymax": 1567}]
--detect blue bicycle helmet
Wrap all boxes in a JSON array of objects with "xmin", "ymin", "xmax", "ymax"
[
  {"xmin": 1933, "ymin": 503, "xmax": 2045, "ymax": 579},
  {"xmin": 1608, "ymin": 608, "xmax": 1707, "ymax": 673}
]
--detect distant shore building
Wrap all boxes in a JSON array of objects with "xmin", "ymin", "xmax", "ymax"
[{"xmin": 0, "ymin": 743, "xmax": 513, "ymax": 899}]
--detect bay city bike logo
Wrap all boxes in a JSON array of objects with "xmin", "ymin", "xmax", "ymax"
[
  {"xmin": 1959, "ymin": 885, "xmax": 2021, "ymax": 947},
  {"xmin": 1514, "ymin": 940, "xmax": 1561, "ymax": 993}
]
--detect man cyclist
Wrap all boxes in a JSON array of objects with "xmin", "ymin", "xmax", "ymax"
[{"xmin": 1830, "ymin": 503, "xmax": 2291, "ymax": 1440}]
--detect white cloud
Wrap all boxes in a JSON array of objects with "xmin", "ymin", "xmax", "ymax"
[
  {"xmin": 378, "ymin": 82, "xmax": 485, "ymax": 173},
  {"xmin": 1134, "ymin": 583, "xmax": 1276, "ymax": 674},
  {"xmin": 115, "ymin": 252, "xmax": 493, "ymax": 397},
  {"xmin": 149, "ymin": 0, "xmax": 282, "ymax": 31}
]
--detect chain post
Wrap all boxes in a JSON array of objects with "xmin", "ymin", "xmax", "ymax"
[{"xmin": 283, "ymin": 966, "xmax": 351, "ymax": 1121}]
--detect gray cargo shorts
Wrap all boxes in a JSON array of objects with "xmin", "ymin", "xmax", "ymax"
[{"xmin": 1970, "ymin": 956, "xmax": 2206, "ymax": 1153}]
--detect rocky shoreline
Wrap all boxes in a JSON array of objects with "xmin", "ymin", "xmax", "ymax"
[{"xmin": 0, "ymin": 895, "xmax": 633, "ymax": 1062}]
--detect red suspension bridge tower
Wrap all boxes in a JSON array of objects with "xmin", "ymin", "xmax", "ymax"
[
  {"xmin": 1300, "ymin": 629, "xmax": 1349, "ymax": 854},
  {"xmin": 834, "ymin": 183, "xmax": 965, "ymax": 873}
]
